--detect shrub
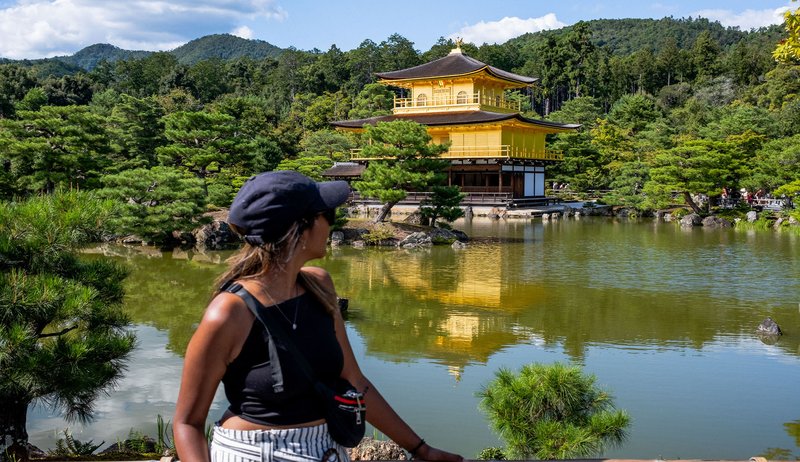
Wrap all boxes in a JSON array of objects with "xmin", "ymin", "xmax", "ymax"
[
  {"xmin": 477, "ymin": 362, "xmax": 630, "ymax": 460},
  {"xmin": 361, "ymin": 223, "xmax": 395, "ymax": 244},
  {"xmin": 332, "ymin": 207, "xmax": 349, "ymax": 231},
  {"xmin": 47, "ymin": 429, "xmax": 104, "ymax": 457},
  {"xmin": 477, "ymin": 447, "xmax": 507, "ymax": 460},
  {"xmin": 671, "ymin": 207, "xmax": 690, "ymax": 219}
]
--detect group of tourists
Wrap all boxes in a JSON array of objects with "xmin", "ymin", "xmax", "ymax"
[{"xmin": 721, "ymin": 187, "xmax": 776, "ymax": 207}]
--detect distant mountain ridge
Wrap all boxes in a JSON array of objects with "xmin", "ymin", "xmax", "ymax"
[
  {"xmin": 170, "ymin": 34, "xmax": 283, "ymax": 64},
  {"xmin": 1, "ymin": 33, "xmax": 284, "ymax": 71},
  {"xmin": 509, "ymin": 17, "xmax": 783, "ymax": 55},
  {"xmin": 62, "ymin": 43, "xmax": 151, "ymax": 70},
  {"xmin": 0, "ymin": 18, "xmax": 783, "ymax": 73}
]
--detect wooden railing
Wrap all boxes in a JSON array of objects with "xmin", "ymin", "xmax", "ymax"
[
  {"xmin": 442, "ymin": 146, "xmax": 563, "ymax": 161},
  {"xmin": 394, "ymin": 91, "xmax": 521, "ymax": 112},
  {"xmin": 349, "ymin": 191, "xmax": 514, "ymax": 205},
  {"xmin": 349, "ymin": 146, "xmax": 563, "ymax": 161},
  {"xmin": 751, "ymin": 198, "xmax": 789, "ymax": 211}
]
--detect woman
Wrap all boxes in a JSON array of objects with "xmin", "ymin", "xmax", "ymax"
[{"xmin": 174, "ymin": 171, "xmax": 463, "ymax": 462}]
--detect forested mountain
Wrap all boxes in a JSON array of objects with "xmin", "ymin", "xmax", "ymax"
[
  {"xmin": 170, "ymin": 34, "xmax": 283, "ymax": 65},
  {"xmin": 510, "ymin": 17, "xmax": 783, "ymax": 55},
  {"xmin": 0, "ymin": 33, "xmax": 284, "ymax": 71},
  {"xmin": 59, "ymin": 43, "xmax": 151, "ymax": 70}
]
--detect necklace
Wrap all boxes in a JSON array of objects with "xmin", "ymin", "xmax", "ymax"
[{"xmin": 252, "ymin": 280, "xmax": 300, "ymax": 330}]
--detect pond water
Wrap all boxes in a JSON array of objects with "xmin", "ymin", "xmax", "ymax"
[{"xmin": 27, "ymin": 217, "xmax": 800, "ymax": 459}]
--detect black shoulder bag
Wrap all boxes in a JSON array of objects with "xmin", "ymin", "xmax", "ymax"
[{"xmin": 224, "ymin": 283, "xmax": 367, "ymax": 448}]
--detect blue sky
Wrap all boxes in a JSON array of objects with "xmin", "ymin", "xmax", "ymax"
[{"xmin": 0, "ymin": 0, "xmax": 794, "ymax": 59}]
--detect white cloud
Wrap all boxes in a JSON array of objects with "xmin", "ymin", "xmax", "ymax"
[
  {"xmin": 232, "ymin": 25, "xmax": 254, "ymax": 39},
  {"xmin": 0, "ymin": 0, "xmax": 287, "ymax": 59},
  {"xmin": 449, "ymin": 14, "xmax": 567, "ymax": 46},
  {"xmin": 692, "ymin": 5, "xmax": 792, "ymax": 30}
]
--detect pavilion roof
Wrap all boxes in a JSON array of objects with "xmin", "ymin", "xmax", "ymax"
[
  {"xmin": 330, "ymin": 110, "xmax": 580, "ymax": 131},
  {"xmin": 375, "ymin": 49, "xmax": 537, "ymax": 86},
  {"xmin": 321, "ymin": 162, "xmax": 366, "ymax": 178}
]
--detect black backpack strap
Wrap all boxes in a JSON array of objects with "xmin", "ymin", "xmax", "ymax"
[{"xmin": 224, "ymin": 283, "xmax": 285, "ymax": 393}]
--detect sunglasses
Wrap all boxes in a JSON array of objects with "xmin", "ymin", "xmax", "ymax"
[{"xmin": 320, "ymin": 208, "xmax": 336, "ymax": 226}]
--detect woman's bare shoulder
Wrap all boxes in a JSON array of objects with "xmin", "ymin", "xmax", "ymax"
[{"xmin": 201, "ymin": 291, "xmax": 252, "ymax": 328}]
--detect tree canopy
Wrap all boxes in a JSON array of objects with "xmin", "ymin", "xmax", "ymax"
[
  {"xmin": 354, "ymin": 120, "xmax": 450, "ymax": 222},
  {"xmin": 0, "ymin": 17, "xmax": 796, "ymax": 224},
  {"xmin": 0, "ymin": 191, "xmax": 135, "ymax": 462}
]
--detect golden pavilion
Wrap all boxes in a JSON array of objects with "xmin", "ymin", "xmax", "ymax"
[{"xmin": 329, "ymin": 43, "xmax": 579, "ymax": 204}]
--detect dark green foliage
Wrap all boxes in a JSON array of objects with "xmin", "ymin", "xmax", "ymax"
[
  {"xmin": 690, "ymin": 30, "xmax": 722, "ymax": 82},
  {"xmin": 0, "ymin": 191, "xmax": 135, "ymax": 462},
  {"xmin": 185, "ymin": 58, "xmax": 231, "ymax": 103},
  {"xmin": 276, "ymin": 156, "xmax": 334, "ymax": 181},
  {"xmin": 513, "ymin": 17, "xmax": 751, "ymax": 56},
  {"xmin": 155, "ymin": 414, "xmax": 175, "ymax": 455},
  {"xmin": 298, "ymin": 129, "xmax": 356, "ymax": 161},
  {"xmin": 604, "ymin": 160, "xmax": 650, "ymax": 209},
  {"xmin": 348, "ymin": 83, "xmax": 394, "ymax": 119},
  {"xmin": 332, "ymin": 208, "xmax": 348, "ymax": 231},
  {"xmin": 15, "ymin": 88, "xmax": 47, "ymax": 112},
  {"xmin": 48, "ymin": 429, "xmax": 104, "ymax": 457},
  {"xmin": 0, "ymin": 105, "xmax": 113, "ymax": 197},
  {"xmin": 113, "ymin": 52, "xmax": 181, "ymax": 97},
  {"xmin": 0, "ymin": 64, "xmax": 38, "ymax": 118},
  {"xmin": 156, "ymin": 110, "xmax": 258, "ymax": 182},
  {"xmin": 476, "ymin": 447, "xmax": 507, "ymax": 460},
  {"xmin": 643, "ymin": 140, "xmax": 733, "ymax": 213},
  {"xmin": 379, "ymin": 34, "xmax": 421, "ymax": 73},
  {"xmin": 0, "ymin": 21, "xmax": 795, "ymax": 217},
  {"xmin": 354, "ymin": 120, "xmax": 449, "ymax": 222},
  {"xmin": 59, "ymin": 43, "xmax": 151, "ymax": 71},
  {"xmin": 301, "ymin": 91, "xmax": 352, "ymax": 132},
  {"xmin": 344, "ymin": 39, "xmax": 381, "ymax": 94},
  {"xmin": 547, "ymin": 97, "xmax": 606, "ymax": 186},
  {"xmin": 99, "ymin": 166, "xmax": 208, "ymax": 245},
  {"xmin": 478, "ymin": 363, "xmax": 630, "ymax": 459},
  {"xmin": 743, "ymin": 135, "xmax": 800, "ymax": 193},
  {"xmin": 745, "ymin": 65, "xmax": 800, "ymax": 110},
  {"xmin": 607, "ymin": 94, "xmax": 663, "ymax": 134},
  {"xmin": 657, "ymin": 82, "xmax": 692, "ymax": 110},
  {"xmin": 41, "ymin": 73, "xmax": 94, "ymax": 106},
  {"xmin": 107, "ymin": 94, "xmax": 166, "ymax": 171},
  {"xmin": 420, "ymin": 186, "xmax": 465, "ymax": 227}
]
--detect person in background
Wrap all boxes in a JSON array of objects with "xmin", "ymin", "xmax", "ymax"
[{"xmin": 174, "ymin": 171, "xmax": 463, "ymax": 462}]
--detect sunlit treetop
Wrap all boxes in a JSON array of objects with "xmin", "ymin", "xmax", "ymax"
[{"xmin": 774, "ymin": 0, "xmax": 800, "ymax": 63}]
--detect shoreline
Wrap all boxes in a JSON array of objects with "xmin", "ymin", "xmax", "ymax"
[{"xmin": 96, "ymin": 208, "xmax": 800, "ymax": 257}]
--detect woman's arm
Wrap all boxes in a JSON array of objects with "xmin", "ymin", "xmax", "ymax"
[
  {"xmin": 303, "ymin": 267, "xmax": 463, "ymax": 461},
  {"xmin": 174, "ymin": 293, "xmax": 251, "ymax": 462}
]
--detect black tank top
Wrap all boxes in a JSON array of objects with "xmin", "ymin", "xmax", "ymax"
[{"xmin": 222, "ymin": 291, "xmax": 344, "ymax": 425}]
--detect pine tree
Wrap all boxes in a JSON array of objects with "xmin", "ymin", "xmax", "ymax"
[
  {"xmin": 478, "ymin": 363, "xmax": 629, "ymax": 460},
  {"xmin": 353, "ymin": 120, "xmax": 449, "ymax": 223},
  {"xmin": 0, "ymin": 191, "xmax": 135, "ymax": 462},
  {"xmin": 98, "ymin": 166, "xmax": 208, "ymax": 245},
  {"xmin": 0, "ymin": 106, "xmax": 113, "ymax": 196},
  {"xmin": 419, "ymin": 185, "xmax": 465, "ymax": 227}
]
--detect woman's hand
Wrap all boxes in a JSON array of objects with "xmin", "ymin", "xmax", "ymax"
[{"xmin": 414, "ymin": 443, "xmax": 464, "ymax": 462}]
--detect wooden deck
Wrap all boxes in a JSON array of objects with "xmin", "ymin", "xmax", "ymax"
[{"xmin": 348, "ymin": 191, "xmax": 560, "ymax": 207}]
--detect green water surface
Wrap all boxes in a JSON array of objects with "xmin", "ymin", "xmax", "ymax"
[{"xmin": 27, "ymin": 217, "xmax": 800, "ymax": 459}]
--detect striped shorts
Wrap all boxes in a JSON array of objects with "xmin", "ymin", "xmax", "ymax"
[{"xmin": 210, "ymin": 424, "xmax": 350, "ymax": 462}]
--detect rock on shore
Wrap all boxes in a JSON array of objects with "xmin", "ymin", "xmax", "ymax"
[{"xmin": 349, "ymin": 438, "xmax": 407, "ymax": 460}]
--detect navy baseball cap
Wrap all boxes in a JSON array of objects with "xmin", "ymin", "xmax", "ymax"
[{"xmin": 228, "ymin": 171, "xmax": 350, "ymax": 245}]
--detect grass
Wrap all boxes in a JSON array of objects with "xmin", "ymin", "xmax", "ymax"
[{"xmin": 31, "ymin": 415, "xmax": 177, "ymax": 461}]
